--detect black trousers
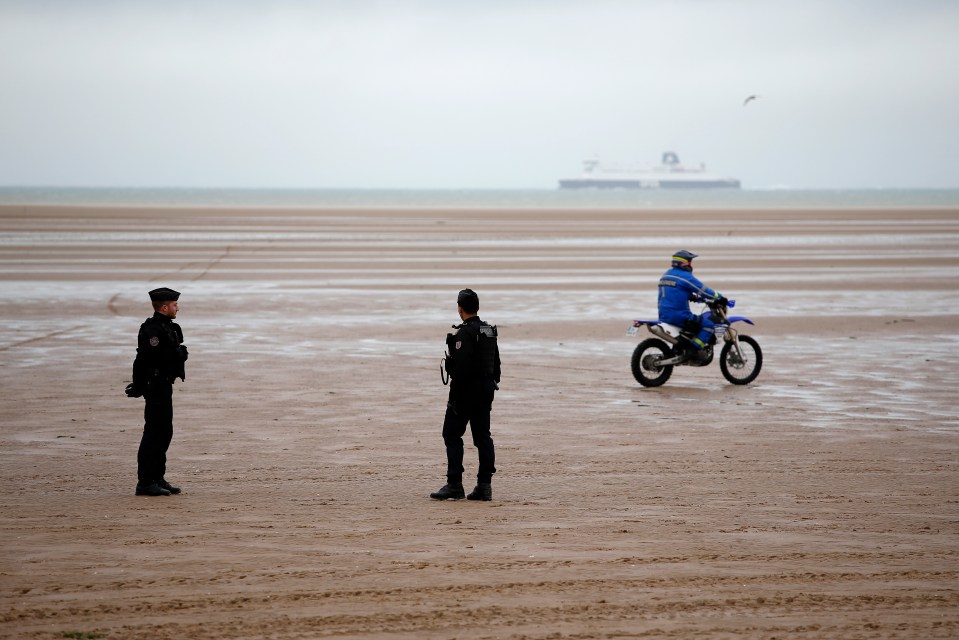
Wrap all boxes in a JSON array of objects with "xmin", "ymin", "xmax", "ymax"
[
  {"xmin": 442, "ymin": 396, "xmax": 496, "ymax": 484},
  {"xmin": 137, "ymin": 382, "xmax": 173, "ymax": 482}
]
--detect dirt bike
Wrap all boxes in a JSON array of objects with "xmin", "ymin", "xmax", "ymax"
[{"xmin": 628, "ymin": 299, "xmax": 762, "ymax": 387}]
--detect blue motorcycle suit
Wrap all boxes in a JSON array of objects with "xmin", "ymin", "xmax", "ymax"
[{"xmin": 657, "ymin": 266, "xmax": 724, "ymax": 350}]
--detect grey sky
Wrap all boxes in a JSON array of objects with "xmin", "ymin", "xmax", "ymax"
[{"xmin": 2, "ymin": 0, "xmax": 958, "ymax": 189}]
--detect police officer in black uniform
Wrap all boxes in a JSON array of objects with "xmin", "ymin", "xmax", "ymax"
[
  {"xmin": 125, "ymin": 287, "xmax": 188, "ymax": 496},
  {"xmin": 431, "ymin": 289, "xmax": 501, "ymax": 501}
]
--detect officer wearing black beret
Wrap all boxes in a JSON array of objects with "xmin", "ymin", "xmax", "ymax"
[
  {"xmin": 431, "ymin": 288, "xmax": 501, "ymax": 501},
  {"xmin": 125, "ymin": 287, "xmax": 188, "ymax": 496}
]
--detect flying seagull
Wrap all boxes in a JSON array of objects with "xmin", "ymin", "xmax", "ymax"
[{"xmin": 743, "ymin": 94, "xmax": 759, "ymax": 106}]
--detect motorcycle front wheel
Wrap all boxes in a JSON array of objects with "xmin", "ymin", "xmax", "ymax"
[
  {"xmin": 719, "ymin": 335, "xmax": 762, "ymax": 385},
  {"xmin": 631, "ymin": 338, "xmax": 674, "ymax": 387}
]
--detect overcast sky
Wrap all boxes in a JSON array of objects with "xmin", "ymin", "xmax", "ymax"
[{"xmin": 1, "ymin": 0, "xmax": 958, "ymax": 189}]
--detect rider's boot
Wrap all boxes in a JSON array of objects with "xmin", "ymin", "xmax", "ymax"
[{"xmin": 689, "ymin": 337, "xmax": 709, "ymax": 362}]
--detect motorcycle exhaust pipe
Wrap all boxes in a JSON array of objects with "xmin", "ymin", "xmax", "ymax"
[{"xmin": 648, "ymin": 325, "xmax": 678, "ymax": 343}]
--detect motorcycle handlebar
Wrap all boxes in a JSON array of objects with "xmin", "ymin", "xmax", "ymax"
[{"xmin": 707, "ymin": 298, "xmax": 735, "ymax": 309}]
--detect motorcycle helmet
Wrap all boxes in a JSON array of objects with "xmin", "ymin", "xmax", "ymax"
[{"xmin": 671, "ymin": 249, "xmax": 697, "ymax": 271}]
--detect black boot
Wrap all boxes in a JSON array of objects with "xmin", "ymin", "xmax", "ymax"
[
  {"xmin": 467, "ymin": 483, "xmax": 492, "ymax": 501},
  {"xmin": 135, "ymin": 480, "xmax": 171, "ymax": 496},
  {"xmin": 157, "ymin": 478, "xmax": 181, "ymax": 495},
  {"xmin": 430, "ymin": 483, "xmax": 465, "ymax": 500}
]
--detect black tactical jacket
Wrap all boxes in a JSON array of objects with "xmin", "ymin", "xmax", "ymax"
[
  {"xmin": 445, "ymin": 315, "xmax": 501, "ymax": 401},
  {"xmin": 132, "ymin": 312, "xmax": 187, "ymax": 390}
]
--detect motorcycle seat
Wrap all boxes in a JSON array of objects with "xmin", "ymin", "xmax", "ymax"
[{"xmin": 657, "ymin": 322, "xmax": 683, "ymax": 337}]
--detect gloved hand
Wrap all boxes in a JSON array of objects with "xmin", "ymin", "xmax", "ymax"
[
  {"xmin": 715, "ymin": 295, "xmax": 728, "ymax": 307},
  {"xmin": 179, "ymin": 344, "xmax": 189, "ymax": 361},
  {"xmin": 124, "ymin": 383, "xmax": 142, "ymax": 398}
]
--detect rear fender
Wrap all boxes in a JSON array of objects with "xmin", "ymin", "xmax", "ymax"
[{"xmin": 632, "ymin": 319, "xmax": 660, "ymax": 327}]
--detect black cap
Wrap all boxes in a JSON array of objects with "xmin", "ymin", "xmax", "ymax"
[
  {"xmin": 457, "ymin": 288, "xmax": 479, "ymax": 313},
  {"xmin": 148, "ymin": 287, "xmax": 180, "ymax": 302}
]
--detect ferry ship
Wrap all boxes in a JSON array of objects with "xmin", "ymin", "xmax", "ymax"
[{"xmin": 558, "ymin": 152, "xmax": 740, "ymax": 189}]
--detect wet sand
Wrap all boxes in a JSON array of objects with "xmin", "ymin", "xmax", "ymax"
[{"xmin": 1, "ymin": 204, "xmax": 958, "ymax": 639}]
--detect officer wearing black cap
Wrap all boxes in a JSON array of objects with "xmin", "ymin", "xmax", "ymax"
[
  {"xmin": 431, "ymin": 288, "xmax": 501, "ymax": 501},
  {"xmin": 125, "ymin": 287, "xmax": 188, "ymax": 496}
]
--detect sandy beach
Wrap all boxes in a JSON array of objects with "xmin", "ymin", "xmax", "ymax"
[{"xmin": 1, "ymin": 204, "xmax": 958, "ymax": 639}]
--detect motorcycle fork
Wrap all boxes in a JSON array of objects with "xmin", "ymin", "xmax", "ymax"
[{"xmin": 724, "ymin": 326, "xmax": 746, "ymax": 364}]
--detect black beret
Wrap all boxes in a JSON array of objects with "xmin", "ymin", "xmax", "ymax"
[{"xmin": 148, "ymin": 287, "xmax": 180, "ymax": 302}]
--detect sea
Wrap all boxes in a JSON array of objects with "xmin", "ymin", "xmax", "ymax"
[{"xmin": 1, "ymin": 187, "xmax": 959, "ymax": 209}]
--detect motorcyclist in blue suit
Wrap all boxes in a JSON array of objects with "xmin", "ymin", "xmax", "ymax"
[{"xmin": 658, "ymin": 250, "xmax": 727, "ymax": 354}]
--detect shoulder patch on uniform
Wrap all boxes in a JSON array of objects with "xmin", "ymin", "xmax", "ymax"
[
  {"xmin": 149, "ymin": 336, "xmax": 160, "ymax": 347},
  {"xmin": 455, "ymin": 341, "xmax": 462, "ymax": 350}
]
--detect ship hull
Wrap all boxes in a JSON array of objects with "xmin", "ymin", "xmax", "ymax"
[{"xmin": 558, "ymin": 178, "xmax": 740, "ymax": 189}]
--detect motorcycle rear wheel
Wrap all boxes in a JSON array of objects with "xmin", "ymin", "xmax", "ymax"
[
  {"xmin": 719, "ymin": 335, "xmax": 762, "ymax": 385},
  {"xmin": 631, "ymin": 338, "xmax": 674, "ymax": 387}
]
